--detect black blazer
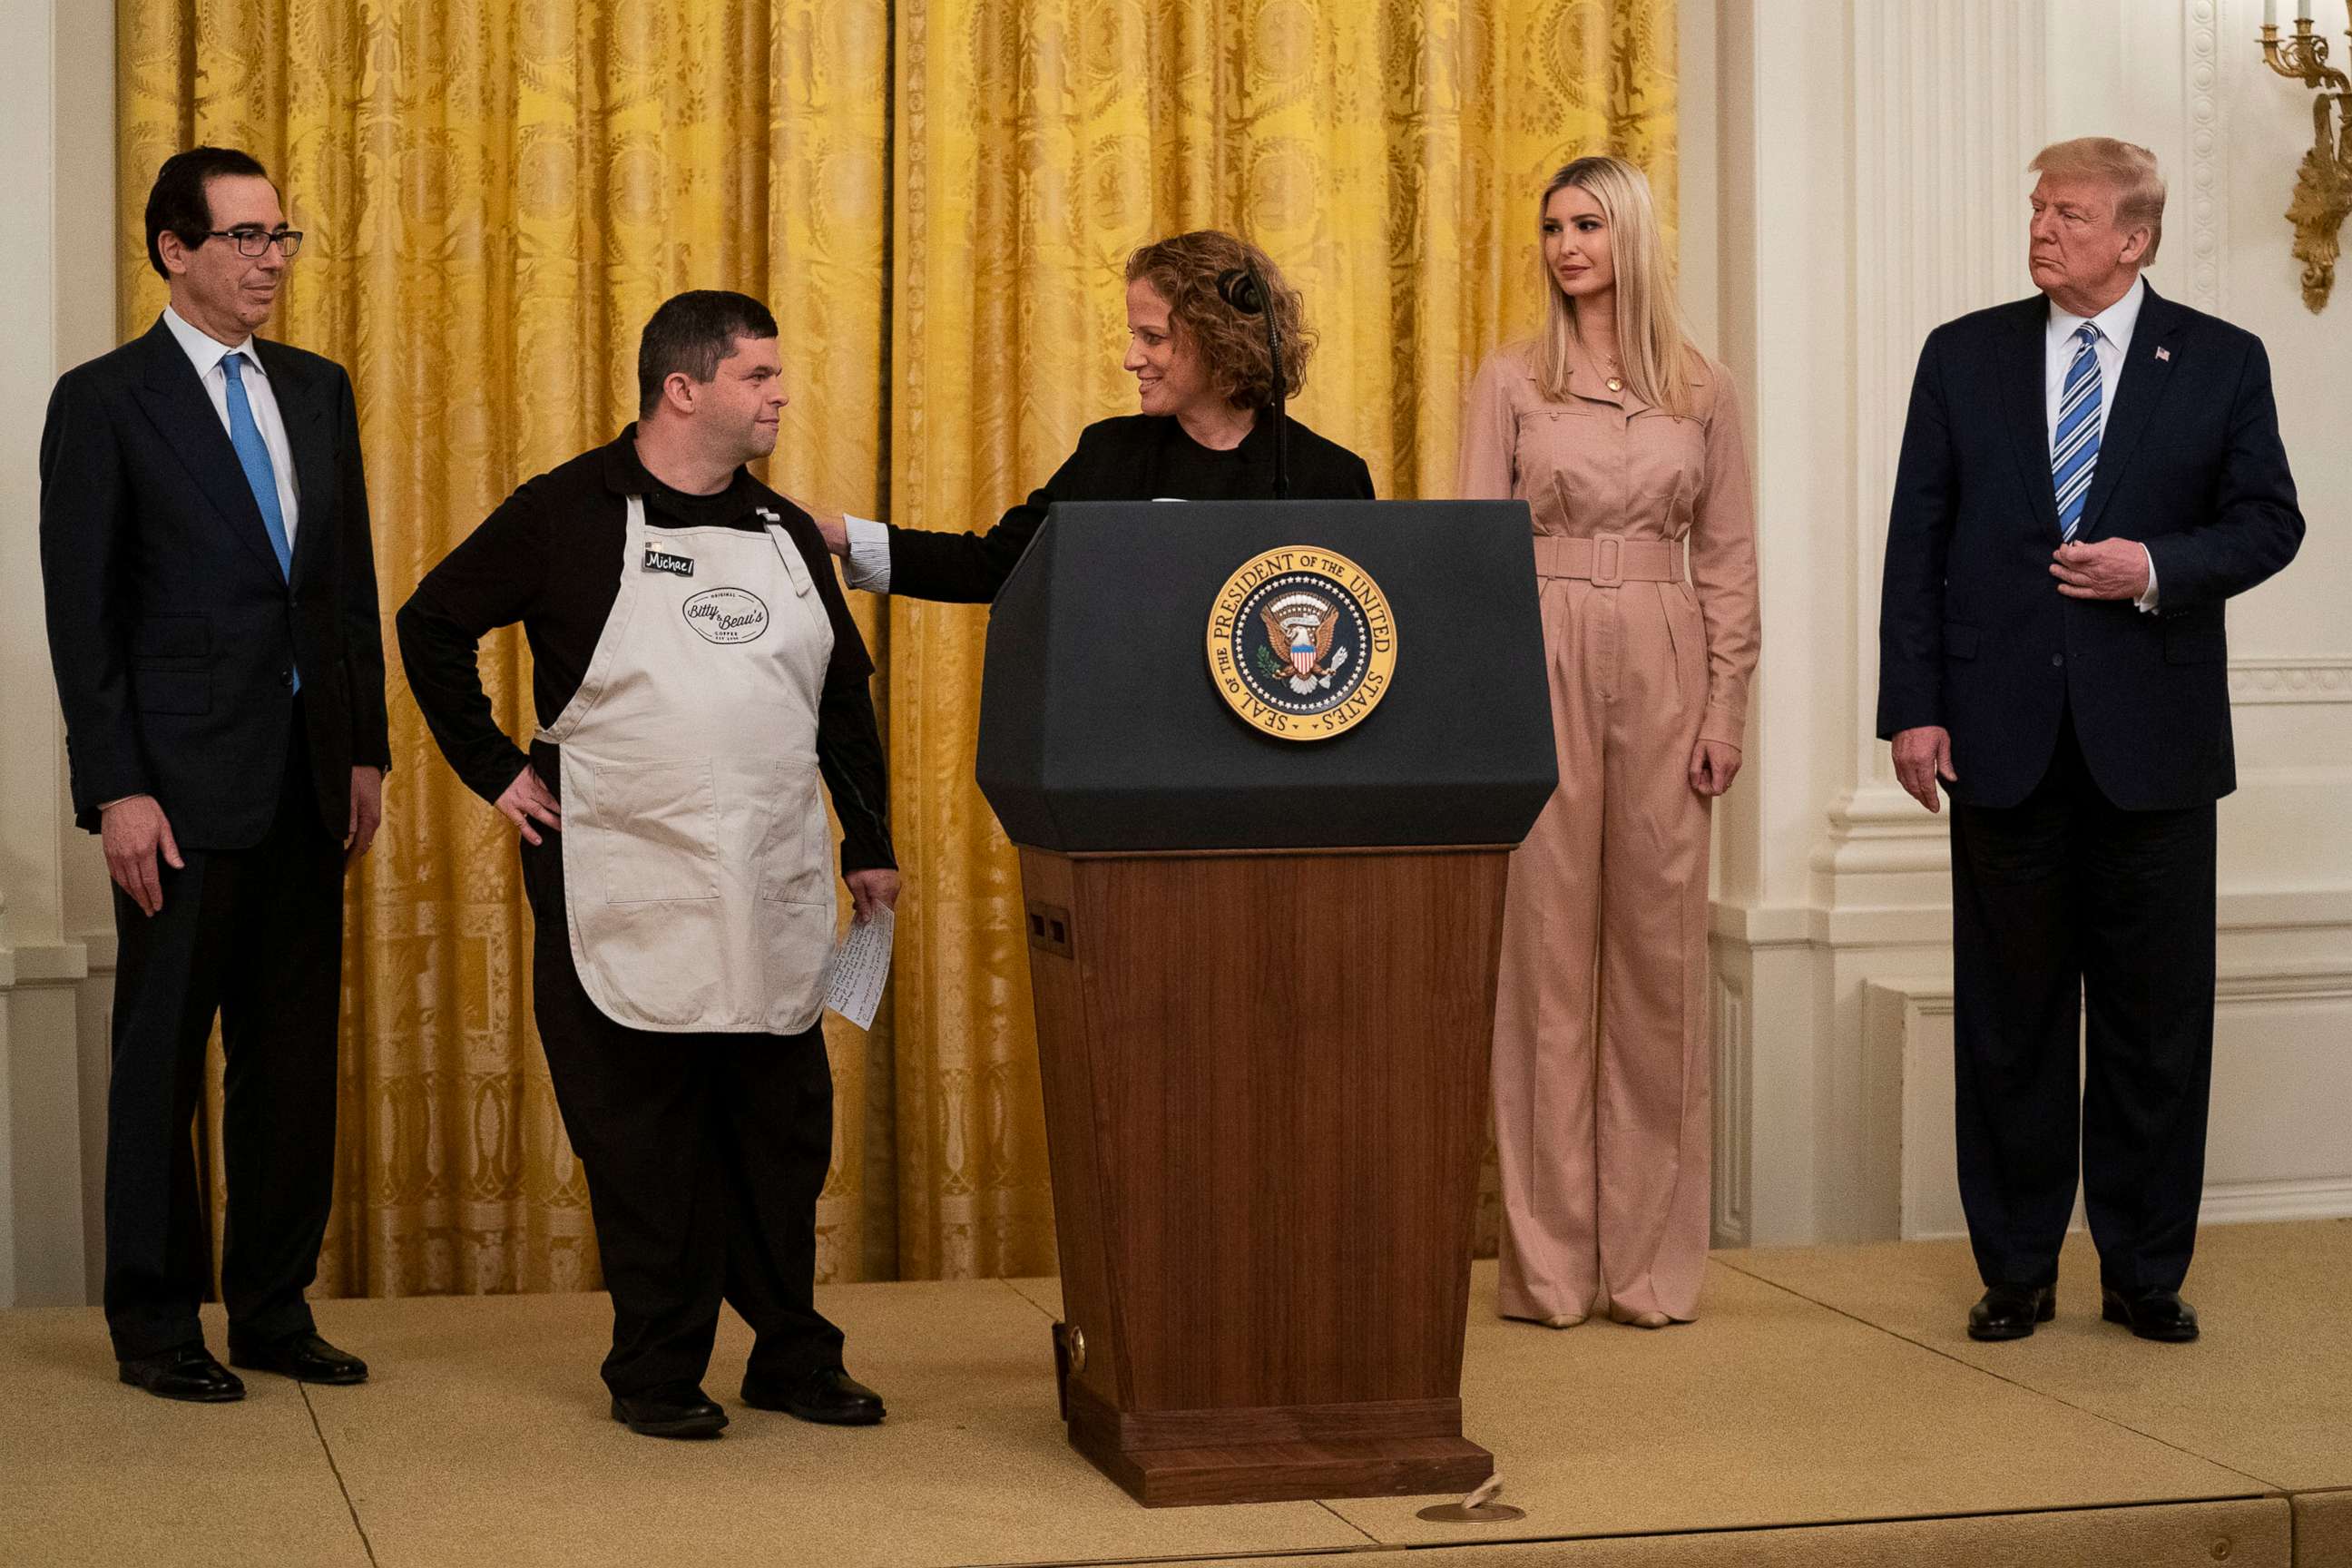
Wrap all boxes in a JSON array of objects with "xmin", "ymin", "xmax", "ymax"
[
  {"xmin": 1877, "ymin": 286, "xmax": 2302, "ymax": 810},
  {"xmin": 39, "ymin": 318, "xmax": 390, "ymax": 848},
  {"xmin": 883, "ymin": 412, "xmax": 1377, "ymax": 603}
]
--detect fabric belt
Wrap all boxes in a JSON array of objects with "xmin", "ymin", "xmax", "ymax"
[{"xmin": 1531, "ymin": 534, "xmax": 1687, "ymax": 587}]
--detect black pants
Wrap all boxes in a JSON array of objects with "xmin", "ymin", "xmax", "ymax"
[
  {"xmin": 103, "ymin": 701, "xmax": 344, "ymax": 1361},
  {"xmin": 1949, "ymin": 712, "xmax": 2217, "ymax": 1296},
  {"xmin": 522, "ymin": 833, "xmax": 845, "ymax": 1398}
]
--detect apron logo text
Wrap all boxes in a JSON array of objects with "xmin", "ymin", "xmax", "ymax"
[
  {"xmin": 682, "ymin": 587, "xmax": 770, "ymax": 644},
  {"xmin": 643, "ymin": 547, "xmax": 696, "ymax": 577}
]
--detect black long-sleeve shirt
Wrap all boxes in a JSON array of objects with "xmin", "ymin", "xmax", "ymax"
[
  {"xmin": 882, "ymin": 412, "xmax": 1377, "ymax": 603},
  {"xmin": 396, "ymin": 426, "xmax": 893, "ymax": 873}
]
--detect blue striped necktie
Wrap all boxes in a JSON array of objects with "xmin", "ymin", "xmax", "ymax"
[
  {"xmin": 2052, "ymin": 323, "xmax": 2102, "ymax": 542},
  {"xmin": 221, "ymin": 350, "xmax": 299, "ymax": 692}
]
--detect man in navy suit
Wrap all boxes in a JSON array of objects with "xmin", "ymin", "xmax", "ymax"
[
  {"xmin": 1878, "ymin": 138, "xmax": 2302, "ymax": 1345},
  {"xmin": 39, "ymin": 148, "xmax": 387, "ymax": 1399}
]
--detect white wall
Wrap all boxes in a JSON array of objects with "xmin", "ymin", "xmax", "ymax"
[{"xmin": 1701, "ymin": 0, "xmax": 2352, "ymax": 1247}]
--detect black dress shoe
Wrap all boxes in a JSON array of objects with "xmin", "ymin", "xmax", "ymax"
[
  {"xmin": 2102, "ymin": 1286, "xmax": 2200, "ymax": 1343},
  {"xmin": 1967, "ymin": 1283, "xmax": 2057, "ymax": 1341},
  {"xmin": 740, "ymin": 1366, "xmax": 886, "ymax": 1426},
  {"xmin": 229, "ymin": 1331, "xmax": 369, "ymax": 1385},
  {"xmin": 119, "ymin": 1344, "xmax": 245, "ymax": 1403},
  {"xmin": 611, "ymin": 1386, "xmax": 729, "ymax": 1439}
]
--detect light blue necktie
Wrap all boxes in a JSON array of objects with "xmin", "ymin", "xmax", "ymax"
[
  {"xmin": 2052, "ymin": 323, "xmax": 2102, "ymax": 542},
  {"xmin": 221, "ymin": 350, "xmax": 298, "ymax": 691}
]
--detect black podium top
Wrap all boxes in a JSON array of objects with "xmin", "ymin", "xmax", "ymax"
[{"xmin": 975, "ymin": 500, "xmax": 1557, "ymax": 852}]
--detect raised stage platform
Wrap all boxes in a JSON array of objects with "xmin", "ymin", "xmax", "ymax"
[{"xmin": 5, "ymin": 1220, "xmax": 2346, "ymax": 1567}]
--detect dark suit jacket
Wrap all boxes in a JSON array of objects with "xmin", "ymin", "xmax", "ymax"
[
  {"xmin": 884, "ymin": 412, "xmax": 1377, "ymax": 603},
  {"xmin": 39, "ymin": 318, "xmax": 389, "ymax": 848},
  {"xmin": 1877, "ymin": 285, "xmax": 2302, "ymax": 810}
]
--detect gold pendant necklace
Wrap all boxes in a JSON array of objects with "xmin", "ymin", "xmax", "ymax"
[
  {"xmin": 1588, "ymin": 340, "xmax": 1624, "ymax": 393},
  {"xmin": 1578, "ymin": 329, "xmax": 1625, "ymax": 394}
]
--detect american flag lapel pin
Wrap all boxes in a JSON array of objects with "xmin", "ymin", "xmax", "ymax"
[{"xmin": 2155, "ymin": 346, "xmax": 2171, "ymax": 362}]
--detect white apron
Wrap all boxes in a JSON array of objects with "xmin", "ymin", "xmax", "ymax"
[{"xmin": 536, "ymin": 496, "xmax": 837, "ymax": 1034}]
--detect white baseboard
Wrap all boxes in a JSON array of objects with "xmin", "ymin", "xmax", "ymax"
[
  {"xmin": 1869, "ymin": 957, "xmax": 2352, "ymax": 1242},
  {"xmin": 1848, "ymin": 1179, "xmax": 2352, "ymax": 1243},
  {"xmin": 2200, "ymin": 1177, "xmax": 2352, "ymax": 1225},
  {"xmin": 1877, "ymin": 1181, "xmax": 2352, "ymax": 1244}
]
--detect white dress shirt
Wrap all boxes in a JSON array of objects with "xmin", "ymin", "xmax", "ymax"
[
  {"xmin": 842, "ymin": 515, "xmax": 892, "ymax": 591},
  {"xmin": 161, "ymin": 305, "xmax": 300, "ymax": 550},
  {"xmin": 2044, "ymin": 277, "xmax": 2155, "ymax": 611}
]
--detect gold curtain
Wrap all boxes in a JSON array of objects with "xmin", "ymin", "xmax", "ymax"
[
  {"xmin": 118, "ymin": 0, "xmax": 1674, "ymax": 1291},
  {"xmin": 887, "ymin": 0, "xmax": 1676, "ymax": 1276}
]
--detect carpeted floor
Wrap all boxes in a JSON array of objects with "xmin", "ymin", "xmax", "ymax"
[
  {"xmin": 1725, "ymin": 1219, "xmax": 2352, "ymax": 1493},
  {"xmin": 5, "ymin": 1221, "xmax": 2346, "ymax": 1568}
]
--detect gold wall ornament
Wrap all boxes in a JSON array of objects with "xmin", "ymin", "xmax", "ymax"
[
  {"xmin": 2288, "ymin": 122, "xmax": 2350, "ymax": 310},
  {"xmin": 2259, "ymin": 8, "xmax": 2352, "ymax": 310}
]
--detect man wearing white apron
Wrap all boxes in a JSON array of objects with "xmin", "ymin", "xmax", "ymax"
[{"xmin": 398, "ymin": 292, "xmax": 896, "ymax": 1439}]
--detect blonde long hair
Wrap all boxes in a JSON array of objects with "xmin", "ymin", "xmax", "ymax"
[{"xmin": 1534, "ymin": 155, "xmax": 1695, "ymax": 416}]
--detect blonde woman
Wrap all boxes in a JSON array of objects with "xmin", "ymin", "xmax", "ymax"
[{"xmin": 1461, "ymin": 156, "xmax": 1759, "ymax": 1329}]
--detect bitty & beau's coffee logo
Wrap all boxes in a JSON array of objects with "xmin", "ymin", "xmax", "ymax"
[
  {"xmin": 1206, "ymin": 546, "xmax": 1396, "ymax": 740},
  {"xmin": 682, "ymin": 587, "xmax": 769, "ymax": 644}
]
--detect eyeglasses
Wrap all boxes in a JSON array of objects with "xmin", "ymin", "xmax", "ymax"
[{"xmin": 201, "ymin": 228, "xmax": 304, "ymax": 259}]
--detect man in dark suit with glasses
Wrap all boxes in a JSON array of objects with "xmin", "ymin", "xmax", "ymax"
[{"xmin": 39, "ymin": 146, "xmax": 387, "ymax": 1401}]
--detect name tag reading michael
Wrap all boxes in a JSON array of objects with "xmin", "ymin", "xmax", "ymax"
[{"xmin": 823, "ymin": 906, "xmax": 895, "ymax": 1031}]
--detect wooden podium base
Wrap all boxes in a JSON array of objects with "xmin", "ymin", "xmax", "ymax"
[
  {"xmin": 1021, "ymin": 846, "xmax": 1509, "ymax": 1509},
  {"xmin": 1063, "ymin": 1382, "xmax": 1493, "ymax": 1508}
]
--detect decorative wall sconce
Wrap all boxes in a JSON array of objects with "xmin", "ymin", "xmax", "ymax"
[{"xmin": 2259, "ymin": 3, "xmax": 2351, "ymax": 310}]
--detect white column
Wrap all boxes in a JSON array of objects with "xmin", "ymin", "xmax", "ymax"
[
  {"xmin": 1708, "ymin": 0, "xmax": 2049, "ymax": 1246},
  {"xmin": 1707, "ymin": 0, "xmax": 1858, "ymax": 1246},
  {"xmin": 0, "ymin": 0, "xmax": 115, "ymax": 1308},
  {"xmin": 1830, "ymin": 0, "xmax": 2047, "ymax": 892},
  {"xmin": 0, "ymin": 0, "xmax": 60, "ymax": 1311}
]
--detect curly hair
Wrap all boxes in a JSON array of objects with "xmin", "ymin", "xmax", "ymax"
[{"xmin": 1124, "ymin": 231, "xmax": 1315, "ymax": 410}]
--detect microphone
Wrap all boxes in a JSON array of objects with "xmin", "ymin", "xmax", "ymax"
[{"xmin": 1215, "ymin": 266, "xmax": 1290, "ymax": 501}]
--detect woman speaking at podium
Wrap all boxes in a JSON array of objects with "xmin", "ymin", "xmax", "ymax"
[
  {"xmin": 814, "ymin": 230, "xmax": 1374, "ymax": 598},
  {"xmin": 1460, "ymin": 156, "xmax": 1759, "ymax": 1331}
]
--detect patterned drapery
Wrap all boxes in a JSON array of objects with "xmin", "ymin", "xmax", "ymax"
[{"xmin": 118, "ymin": 0, "xmax": 1675, "ymax": 1290}]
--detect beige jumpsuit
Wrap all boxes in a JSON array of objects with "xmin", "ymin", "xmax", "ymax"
[{"xmin": 1460, "ymin": 339, "xmax": 1759, "ymax": 1324}]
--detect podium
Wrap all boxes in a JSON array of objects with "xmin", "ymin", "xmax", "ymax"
[{"xmin": 977, "ymin": 501, "xmax": 1555, "ymax": 1506}]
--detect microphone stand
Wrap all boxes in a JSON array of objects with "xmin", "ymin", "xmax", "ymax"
[
  {"xmin": 1220, "ymin": 265, "xmax": 1291, "ymax": 500},
  {"xmin": 1261, "ymin": 298, "xmax": 1289, "ymax": 501}
]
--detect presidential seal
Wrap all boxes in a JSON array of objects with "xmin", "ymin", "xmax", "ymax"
[{"xmin": 1206, "ymin": 547, "xmax": 1397, "ymax": 740}]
